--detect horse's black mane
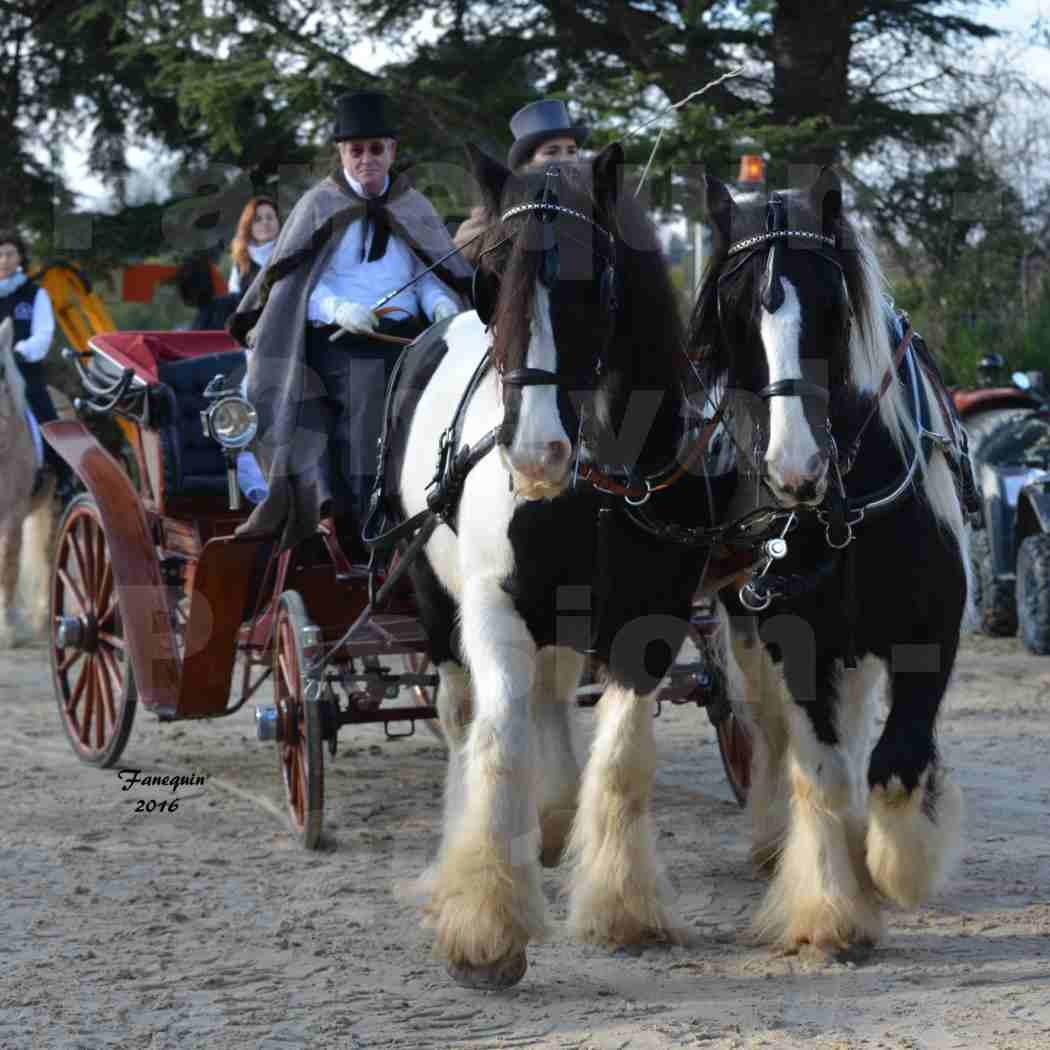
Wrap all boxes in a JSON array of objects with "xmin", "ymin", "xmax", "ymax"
[
  {"xmin": 477, "ymin": 162, "xmax": 688, "ymax": 395},
  {"xmin": 688, "ymin": 185, "xmax": 883, "ymax": 393}
]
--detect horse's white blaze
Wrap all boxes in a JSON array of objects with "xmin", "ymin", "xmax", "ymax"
[
  {"xmin": 503, "ymin": 287, "xmax": 572, "ymax": 498},
  {"xmin": 759, "ymin": 278, "xmax": 825, "ymax": 497}
]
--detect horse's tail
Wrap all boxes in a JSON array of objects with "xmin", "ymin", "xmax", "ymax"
[{"xmin": 19, "ymin": 479, "xmax": 57, "ymax": 638}]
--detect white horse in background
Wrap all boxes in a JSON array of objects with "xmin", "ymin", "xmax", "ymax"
[{"xmin": 0, "ymin": 318, "xmax": 56, "ymax": 647}]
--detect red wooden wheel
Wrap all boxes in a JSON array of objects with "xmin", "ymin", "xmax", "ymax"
[
  {"xmin": 715, "ymin": 710, "xmax": 752, "ymax": 809},
  {"xmin": 50, "ymin": 495, "xmax": 137, "ymax": 767},
  {"xmin": 273, "ymin": 591, "xmax": 324, "ymax": 849}
]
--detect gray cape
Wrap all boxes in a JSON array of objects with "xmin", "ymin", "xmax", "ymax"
[{"xmin": 230, "ymin": 169, "xmax": 474, "ymax": 549}]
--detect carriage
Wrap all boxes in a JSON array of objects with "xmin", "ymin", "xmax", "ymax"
[{"xmin": 42, "ymin": 328, "xmax": 752, "ymax": 847}]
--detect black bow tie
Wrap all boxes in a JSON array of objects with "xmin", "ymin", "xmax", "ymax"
[{"xmin": 362, "ymin": 193, "xmax": 392, "ymax": 263}]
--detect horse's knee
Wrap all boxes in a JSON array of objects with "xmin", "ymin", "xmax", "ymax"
[{"xmin": 436, "ymin": 662, "xmax": 472, "ymax": 744}]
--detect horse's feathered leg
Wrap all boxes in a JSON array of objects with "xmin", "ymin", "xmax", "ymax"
[
  {"xmin": 866, "ymin": 638, "xmax": 964, "ymax": 908},
  {"xmin": 726, "ymin": 617, "xmax": 791, "ymax": 873},
  {"xmin": 0, "ymin": 506, "xmax": 31, "ymax": 648},
  {"xmin": 530, "ymin": 645, "xmax": 583, "ymax": 868},
  {"xmin": 752, "ymin": 644, "xmax": 884, "ymax": 954},
  {"xmin": 426, "ymin": 577, "xmax": 544, "ymax": 988},
  {"xmin": 566, "ymin": 680, "xmax": 687, "ymax": 948}
]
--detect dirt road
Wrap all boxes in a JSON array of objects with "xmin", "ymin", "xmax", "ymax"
[{"xmin": 2, "ymin": 633, "xmax": 1048, "ymax": 1050}]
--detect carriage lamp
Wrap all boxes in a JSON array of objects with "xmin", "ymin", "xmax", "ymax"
[
  {"xmin": 201, "ymin": 396, "xmax": 258, "ymax": 450},
  {"xmin": 200, "ymin": 391, "xmax": 259, "ymax": 511}
]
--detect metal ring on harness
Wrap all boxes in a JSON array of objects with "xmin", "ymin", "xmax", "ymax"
[
  {"xmin": 739, "ymin": 581, "xmax": 774, "ymax": 612},
  {"xmin": 624, "ymin": 480, "xmax": 652, "ymax": 507}
]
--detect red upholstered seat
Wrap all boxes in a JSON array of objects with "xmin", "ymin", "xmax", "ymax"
[{"xmin": 88, "ymin": 330, "xmax": 242, "ymax": 385}]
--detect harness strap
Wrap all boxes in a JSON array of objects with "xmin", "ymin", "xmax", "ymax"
[
  {"xmin": 840, "ymin": 321, "xmax": 913, "ymax": 473},
  {"xmin": 577, "ymin": 396, "xmax": 730, "ymax": 501},
  {"xmin": 757, "ymin": 379, "xmax": 830, "ymax": 403},
  {"xmin": 501, "ymin": 367, "xmax": 595, "ymax": 389},
  {"xmin": 365, "ymin": 348, "xmax": 504, "ymax": 553}
]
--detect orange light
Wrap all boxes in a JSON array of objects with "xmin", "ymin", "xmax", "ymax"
[{"xmin": 737, "ymin": 154, "xmax": 766, "ymax": 186}]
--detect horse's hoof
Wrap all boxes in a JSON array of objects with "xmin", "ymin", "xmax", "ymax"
[{"xmin": 446, "ymin": 950, "xmax": 528, "ymax": 990}]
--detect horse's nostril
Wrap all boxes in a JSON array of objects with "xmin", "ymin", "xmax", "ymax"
[{"xmin": 545, "ymin": 440, "xmax": 570, "ymax": 467}]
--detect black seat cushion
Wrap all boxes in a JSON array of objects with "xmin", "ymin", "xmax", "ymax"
[{"xmin": 153, "ymin": 350, "xmax": 246, "ymax": 501}]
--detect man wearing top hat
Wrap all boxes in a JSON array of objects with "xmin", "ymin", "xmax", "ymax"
[
  {"xmin": 454, "ymin": 99, "xmax": 590, "ymax": 263},
  {"xmin": 231, "ymin": 90, "xmax": 473, "ymax": 550}
]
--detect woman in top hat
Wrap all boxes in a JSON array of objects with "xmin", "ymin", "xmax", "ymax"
[
  {"xmin": 229, "ymin": 90, "xmax": 472, "ymax": 550},
  {"xmin": 228, "ymin": 196, "xmax": 281, "ymax": 297},
  {"xmin": 454, "ymin": 98, "xmax": 590, "ymax": 262}
]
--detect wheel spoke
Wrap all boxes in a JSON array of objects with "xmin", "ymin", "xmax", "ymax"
[
  {"xmin": 97, "ymin": 599, "xmax": 118, "ymax": 629},
  {"xmin": 277, "ymin": 651, "xmax": 290, "ymax": 697},
  {"xmin": 67, "ymin": 658, "xmax": 90, "ymax": 716},
  {"xmin": 93, "ymin": 661, "xmax": 107, "ymax": 749},
  {"xmin": 92, "ymin": 522, "xmax": 107, "ymax": 608},
  {"xmin": 82, "ymin": 518, "xmax": 98, "ymax": 603},
  {"xmin": 57, "ymin": 649, "xmax": 84, "ymax": 675},
  {"xmin": 96, "ymin": 559, "xmax": 114, "ymax": 621},
  {"xmin": 286, "ymin": 744, "xmax": 300, "ymax": 812},
  {"xmin": 68, "ymin": 523, "xmax": 91, "ymax": 605},
  {"xmin": 80, "ymin": 664, "xmax": 95, "ymax": 746},
  {"xmin": 96, "ymin": 653, "xmax": 117, "ymax": 736},
  {"xmin": 57, "ymin": 567, "xmax": 88, "ymax": 617},
  {"xmin": 98, "ymin": 631, "xmax": 126, "ymax": 651}
]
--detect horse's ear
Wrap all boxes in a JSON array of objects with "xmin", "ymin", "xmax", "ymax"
[
  {"xmin": 703, "ymin": 173, "xmax": 735, "ymax": 246},
  {"xmin": 465, "ymin": 142, "xmax": 512, "ymax": 214},
  {"xmin": 592, "ymin": 141, "xmax": 624, "ymax": 218},
  {"xmin": 809, "ymin": 167, "xmax": 843, "ymax": 240}
]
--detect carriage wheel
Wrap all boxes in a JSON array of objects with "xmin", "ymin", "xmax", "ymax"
[
  {"xmin": 50, "ymin": 495, "xmax": 137, "ymax": 767},
  {"xmin": 402, "ymin": 651, "xmax": 445, "ymax": 745},
  {"xmin": 715, "ymin": 711, "xmax": 752, "ymax": 809},
  {"xmin": 273, "ymin": 591, "xmax": 324, "ymax": 849}
]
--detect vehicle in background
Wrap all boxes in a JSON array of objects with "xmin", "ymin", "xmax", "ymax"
[{"xmin": 969, "ymin": 398, "xmax": 1050, "ymax": 652}]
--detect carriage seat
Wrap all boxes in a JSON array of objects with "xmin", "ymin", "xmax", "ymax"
[{"xmin": 153, "ymin": 350, "xmax": 247, "ymax": 502}]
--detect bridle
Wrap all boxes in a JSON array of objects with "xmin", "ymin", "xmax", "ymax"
[
  {"xmin": 476, "ymin": 167, "xmax": 620, "ymax": 413},
  {"xmin": 714, "ymin": 192, "xmax": 850, "ymax": 484}
]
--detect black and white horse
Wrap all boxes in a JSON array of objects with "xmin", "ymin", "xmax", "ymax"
[
  {"xmin": 690, "ymin": 170, "xmax": 969, "ymax": 954},
  {"xmin": 386, "ymin": 145, "xmax": 735, "ymax": 987}
]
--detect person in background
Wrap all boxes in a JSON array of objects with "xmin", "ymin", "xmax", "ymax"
[
  {"xmin": 0, "ymin": 229, "xmax": 74, "ymax": 500},
  {"xmin": 228, "ymin": 196, "xmax": 280, "ymax": 298},
  {"xmin": 175, "ymin": 251, "xmax": 240, "ymax": 331},
  {"xmin": 454, "ymin": 99, "xmax": 590, "ymax": 263}
]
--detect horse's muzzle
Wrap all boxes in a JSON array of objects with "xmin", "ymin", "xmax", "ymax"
[
  {"xmin": 764, "ymin": 449, "xmax": 829, "ymax": 508},
  {"xmin": 504, "ymin": 439, "xmax": 573, "ymax": 500}
]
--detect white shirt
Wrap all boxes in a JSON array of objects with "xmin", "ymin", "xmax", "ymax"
[
  {"xmin": 5, "ymin": 276, "xmax": 56, "ymax": 364},
  {"xmin": 228, "ymin": 240, "xmax": 276, "ymax": 295},
  {"xmin": 306, "ymin": 172, "xmax": 457, "ymax": 325}
]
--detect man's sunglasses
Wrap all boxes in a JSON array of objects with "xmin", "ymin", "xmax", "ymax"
[{"xmin": 346, "ymin": 141, "xmax": 388, "ymax": 158}]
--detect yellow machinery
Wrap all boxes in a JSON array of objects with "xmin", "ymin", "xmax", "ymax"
[{"xmin": 31, "ymin": 260, "xmax": 116, "ymax": 352}]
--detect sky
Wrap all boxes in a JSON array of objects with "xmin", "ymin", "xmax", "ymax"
[{"xmin": 57, "ymin": 1, "xmax": 1050, "ymax": 212}]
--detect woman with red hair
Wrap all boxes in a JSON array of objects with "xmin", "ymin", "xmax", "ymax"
[{"xmin": 228, "ymin": 196, "xmax": 280, "ymax": 296}]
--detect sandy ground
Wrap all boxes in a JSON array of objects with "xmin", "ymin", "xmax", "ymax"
[{"xmin": 1, "ymin": 631, "xmax": 1048, "ymax": 1050}]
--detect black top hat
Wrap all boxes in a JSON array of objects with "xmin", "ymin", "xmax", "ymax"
[
  {"xmin": 332, "ymin": 91, "xmax": 398, "ymax": 142},
  {"xmin": 507, "ymin": 99, "xmax": 590, "ymax": 171}
]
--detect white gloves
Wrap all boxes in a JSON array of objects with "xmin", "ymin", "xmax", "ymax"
[
  {"xmin": 332, "ymin": 300, "xmax": 379, "ymax": 335},
  {"xmin": 432, "ymin": 300, "xmax": 458, "ymax": 324}
]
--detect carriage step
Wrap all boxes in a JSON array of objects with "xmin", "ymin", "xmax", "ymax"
[{"xmin": 255, "ymin": 705, "xmax": 279, "ymax": 741}]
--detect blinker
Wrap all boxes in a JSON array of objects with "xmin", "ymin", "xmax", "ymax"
[{"xmin": 761, "ymin": 193, "xmax": 788, "ymax": 314}]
